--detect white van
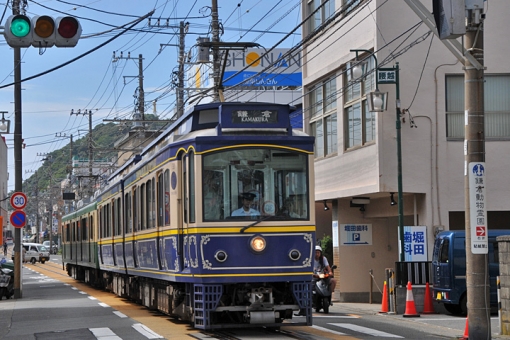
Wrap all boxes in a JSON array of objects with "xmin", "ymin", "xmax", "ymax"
[{"xmin": 12, "ymin": 243, "xmax": 50, "ymax": 264}]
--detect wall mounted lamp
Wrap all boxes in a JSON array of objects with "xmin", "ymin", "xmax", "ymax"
[
  {"xmin": 0, "ymin": 112, "xmax": 10, "ymax": 134},
  {"xmin": 323, "ymin": 200, "xmax": 329, "ymax": 211},
  {"xmin": 390, "ymin": 192, "xmax": 397, "ymax": 206}
]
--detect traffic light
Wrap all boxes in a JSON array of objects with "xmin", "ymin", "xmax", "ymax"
[
  {"xmin": 4, "ymin": 14, "xmax": 32, "ymax": 47},
  {"xmin": 3, "ymin": 14, "xmax": 82, "ymax": 48},
  {"xmin": 55, "ymin": 16, "xmax": 81, "ymax": 47},
  {"xmin": 32, "ymin": 15, "xmax": 55, "ymax": 47}
]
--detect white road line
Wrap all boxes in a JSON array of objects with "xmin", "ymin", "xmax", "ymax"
[
  {"xmin": 98, "ymin": 302, "xmax": 110, "ymax": 308},
  {"xmin": 79, "ymin": 291, "xmax": 87, "ymax": 294},
  {"xmin": 330, "ymin": 323, "xmax": 403, "ymax": 338},
  {"xmin": 132, "ymin": 323, "xmax": 164, "ymax": 339},
  {"xmin": 113, "ymin": 311, "xmax": 128, "ymax": 318},
  {"xmin": 88, "ymin": 296, "xmax": 98, "ymax": 300},
  {"xmin": 312, "ymin": 315, "xmax": 359, "ymax": 318},
  {"xmin": 90, "ymin": 327, "xmax": 122, "ymax": 340},
  {"xmin": 311, "ymin": 325, "xmax": 346, "ymax": 335}
]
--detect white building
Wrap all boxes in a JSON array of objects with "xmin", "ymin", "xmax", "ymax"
[{"xmin": 301, "ymin": 0, "xmax": 510, "ymax": 302}]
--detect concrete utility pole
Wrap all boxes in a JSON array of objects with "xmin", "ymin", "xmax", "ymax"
[
  {"xmin": 464, "ymin": 8, "xmax": 488, "ymax": 339},
  {"xmin": 70, "ymin": 109, "xmax": 94, "ymax": 198},
  {"xmin": 113, "ymin": 52, "xmax": 146, "ymax": 125},
  {"xmin": 211, "ymin": 0, "xmax": 220, "ymax": 102},
  {"xmin": 137, "ymin": 54, "xmax": 145, "ymax": 120},
  {"xmin": 177, "ymin": 21, "xmax": 186, "ymax": 117}
]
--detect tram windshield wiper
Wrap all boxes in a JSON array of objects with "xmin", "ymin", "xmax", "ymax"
[{"xmin": 240, "ymin": 215, "xmax": 275, "ymax": 233}]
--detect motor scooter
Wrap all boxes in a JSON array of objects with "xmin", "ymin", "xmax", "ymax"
[
  {"xmin": 312, "ymin": 265, "xmax": 337, "ymax": 313},
  {"xmin": 0, "ymin": 267, "xmax": 14, "ymax": 300}
]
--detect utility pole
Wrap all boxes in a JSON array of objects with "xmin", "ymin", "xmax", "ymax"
[
  {"xmin": 138, "ymin": 54, "xmax": 145, "ymax": 121},
  {"xmin": 70, "ymin": 109, "xmax": 94, "ymax": 198},
  {"xmin": 157, "ymin": 21, "xmax": 188, "ymax": 117},
  {"xmin": 177, "ymin": 21, "xmax": 186, "ymax": 117},
  {"xmin": 12, "ymin": 0, "xmax": 23, "ymax": 299},
  {"xmin": 464, "ymin": 7, "xmax": 487, "ymax": 338},
  {"xmin": 56, "ymin": 132, "xmax": 73, "ymax": 174},
  {"xmin": 211, "ymin": 0, "xmax": 220, "ymax": 102},
  {"xmin": 113, "ymin": 52, "xmax": 146, "ymax": 125}
]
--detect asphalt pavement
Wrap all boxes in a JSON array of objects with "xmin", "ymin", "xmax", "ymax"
[{"xmin": 0, "ymin": 249, "xmax": 507, "ymax": 340}]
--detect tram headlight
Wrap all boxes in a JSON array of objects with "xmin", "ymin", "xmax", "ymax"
[
  {"xmin": 214, "ymin": 250, "xmax": 228, "ymax": 262},
  {"xmin": 289, "ymin": 249, "xmax": 301, "ymax": 261},
  {"xmin": 250, "ymin": 236, "xmax": 266, "ymax": 252}
]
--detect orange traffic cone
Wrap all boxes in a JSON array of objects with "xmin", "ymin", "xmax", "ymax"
[
  {"xmin": 379, "ymin": 281, "xmax": 389, "ymax": 313},
  {"xmin": 422, "ymin": 282, "xmax": 436, "ymax": 314},
  {"xmin": 460, "ymin": 317, "xmax": 469, "ymax": 340},
  {"xmin": 403, "ymin": 281, "xmax": 420, "ymax": 317}
]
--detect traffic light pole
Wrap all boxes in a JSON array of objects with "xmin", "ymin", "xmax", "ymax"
[{"xmin": 13, "ymin": 2, "xmax": 23, "ymax": 297}]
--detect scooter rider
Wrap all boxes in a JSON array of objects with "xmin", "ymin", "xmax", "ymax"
[{"xmin": 314, "ymin": 245, "xmax": 336, "ymax": 295}]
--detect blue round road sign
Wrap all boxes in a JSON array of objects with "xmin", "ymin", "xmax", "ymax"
[{"xmin": 10, "ymin": 210, "xmax": 26, "ymax": 228}]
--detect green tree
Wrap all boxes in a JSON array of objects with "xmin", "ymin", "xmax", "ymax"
[{"xmin": 319, "ymin": 235, "xmax": 333, "ymax": 266}]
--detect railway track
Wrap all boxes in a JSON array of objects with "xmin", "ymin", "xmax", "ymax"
[{"xmin": 23, "ymin": 260, "xmax": 337, "ymax": 339}]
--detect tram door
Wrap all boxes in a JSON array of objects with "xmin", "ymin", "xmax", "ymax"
[{"xmin": 181, "ymin": 151, "xmax": 195, "ymax": 270}]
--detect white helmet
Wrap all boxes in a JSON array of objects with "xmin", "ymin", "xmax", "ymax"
[{"xmin": 315, "ymin": 245, "xmax": 322, "ymax": 252}]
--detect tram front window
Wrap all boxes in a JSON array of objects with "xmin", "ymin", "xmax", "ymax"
[{"xmin": 202, "ymin": 148, "xmax": 309, "ymax": 222}]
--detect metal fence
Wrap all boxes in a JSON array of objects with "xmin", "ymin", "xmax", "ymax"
[{"xmin": 395, "ymin": 261, "xmax": 432, "ymax": 287}]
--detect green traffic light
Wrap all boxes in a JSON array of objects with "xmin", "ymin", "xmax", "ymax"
[{"xmin": 10, "ymin": 17, "xmax": 30, "ymax": 38}]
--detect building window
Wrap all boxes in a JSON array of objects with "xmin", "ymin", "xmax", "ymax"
[
  {"xmin": 308, "ymin": 0, "xmax": 335, "ymax": 32},
  {"xmin": 343, "ymin": 0, "xmax": 362, "ymax": 14},
  {"xmin": 446, "ymin": 74, "xmax": 510, "ymax": 139},
  {"xmin": 310, "ymin": 77, "xmax": 337, "ymax": 158},
  {"xmin": 344, "ymin": 58, "xmax": 376, "ymax": 149}
]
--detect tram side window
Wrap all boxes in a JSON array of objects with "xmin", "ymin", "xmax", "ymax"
[
  {"xmin": 116, "ymin": 197, "xmax": 122, "ymax": 235},
  {"xmin": 81, "ymin": 217, "xmax": 87, "ymax": 241},
  {"xmin": 157, "ymin": 173, "xmax": 163, "ymax": 227},
  {"xmin": 72, "ymin": 221, "xmax": 76, "ymax": 242},
  {"xmin": 189, "ymin": 151, "xmax": 195, "ymax": 223},
  {"xmin": 141, "ymin": 183, "xmax": 146, "ymax": 230},
  {"xmin": 150, "ymin": 179, "xmax": 156, "ymax": 228},
  {"xmin": 89, "ymin": 215, "xmax": 94, "ymax": 241},
  {"xmin": 99, "ymin": 208, "xmax": 103, "ymax": 238},
  {"xmin": 146, "ymin": 179, "xmax": 153, "ymax": 229},
  {"xmin": 164, "ymin": 170, "xmax": 170, "ymax": 226},
  {"xmin": 112, "ymin": 200, "xmax": 117, "ymax": 236},
  {"xmin": 65, "ymin": 223, "xmax": 70, "ymax": 242},
  {"xmin": 133, "ymin": 188, "xmax": 139, "ymax": 231},
  {"xmin": 105, "ymin": 203, "xmax": 111, "ymax": 237},
  {"xmin": 125, "ymin": 192, "xmax": 132, "ymax": 233}
]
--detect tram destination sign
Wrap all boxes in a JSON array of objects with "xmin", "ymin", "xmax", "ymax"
[{"xmin": 232, "ymin": 110, "xmax": 278, "ymax": 124}]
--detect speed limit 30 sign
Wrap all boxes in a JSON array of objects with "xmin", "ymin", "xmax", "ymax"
[{"xmin": 10, "ymin": 192, "xmax": 27, "ymax": 210}]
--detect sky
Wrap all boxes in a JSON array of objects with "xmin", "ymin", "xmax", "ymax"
[{"xmin": 0, "ymin": 0, "xmax": 302, "ymax": 192}]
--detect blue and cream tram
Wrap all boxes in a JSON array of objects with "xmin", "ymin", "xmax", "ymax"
[{"xmin": 62, "ymin": 102, "xmax": 316, "ymax": 329}]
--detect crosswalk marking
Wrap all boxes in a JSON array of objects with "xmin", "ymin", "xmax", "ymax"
[
  {"xmin": 311, "ymin": 325, "xmax": 346, "ymax": 335},
  {"xmin": 132, "ymin": 323, "xmax": 163, "ymax": 339},
  {"xmin": 329, "ymin": 323, "xmax": 403, "ymax": 338},
  {"xmin": 113, "ymin": 311, "xmax": 128, "ymax": 318},
  {"xmin": 90, "ymin": 327, "xmax": 122, "ymax": 339}
]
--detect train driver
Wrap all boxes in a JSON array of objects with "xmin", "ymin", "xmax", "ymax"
[{"xmin": 231, "ymin": 192, "xmax": 260, "ymax": 217}]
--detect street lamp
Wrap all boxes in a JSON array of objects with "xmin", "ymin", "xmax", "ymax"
[
  {"xmin": 0, "ymin": 112, "xmax": 11, "ymax": 134},
  {"xmin": 350, "ymin": 49, "xmax": 404, "ymax": 262}
]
